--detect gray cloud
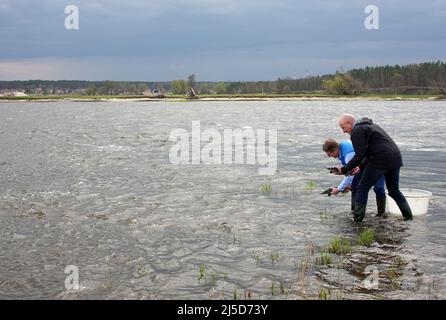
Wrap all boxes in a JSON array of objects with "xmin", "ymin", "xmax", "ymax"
[{"xmin": 0, "ymin": 0, "xmax": 445, "ymax": 80}]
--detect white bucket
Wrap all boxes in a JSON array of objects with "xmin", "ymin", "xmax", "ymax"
[{"xmin": 386, "ymin": 188, "xmax": 432, "ymax": 216}]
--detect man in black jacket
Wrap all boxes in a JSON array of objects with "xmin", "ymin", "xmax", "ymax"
[{"xmin": 335, "ymin": 114, "xmax": 413, "ymax": 222}]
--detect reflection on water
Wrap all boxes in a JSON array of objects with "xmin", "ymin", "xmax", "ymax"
[{"xmin": 0, "ymin": 100, "xmax": 445, "ymax": 299}]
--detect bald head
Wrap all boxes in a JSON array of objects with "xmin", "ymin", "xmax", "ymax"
[{"xmin": 339, "ymin": 113, "xmax": 356, "ymax": 134}]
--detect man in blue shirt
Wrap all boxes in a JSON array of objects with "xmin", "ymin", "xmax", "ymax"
[{"xmin": 323, "ymin": 139, "xmax": 386, "ymax": 215}]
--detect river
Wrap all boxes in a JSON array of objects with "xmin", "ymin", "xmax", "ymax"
[{"xmin": 0, "ymin": 100, "xmax": 445, "ymax": 299}]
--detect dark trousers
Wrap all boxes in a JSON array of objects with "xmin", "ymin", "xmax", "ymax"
[
  {"xmin": 351, "ymin": 170, "xmax": 386, "ymax": 203},
  {"xmin": 355, "ymin": 166, "xmax": 406, "ymax": 205}
]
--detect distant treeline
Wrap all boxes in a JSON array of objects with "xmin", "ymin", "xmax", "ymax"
[
  {"xmin": 0, "ymin": 80, "xmax": 170, "ymax": 95},
  {"xmin": 1, "ymin": 61, "xmax": 445, "ymax": 95}
]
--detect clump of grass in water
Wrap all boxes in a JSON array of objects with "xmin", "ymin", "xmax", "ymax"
[
  {"xmin": 198, "ymin": 265, "xmax": 206, "ymax": 282},
  {"xmin": 319, "ymin": 210, "xmax": 331, "ymax": 220},
  {"xmin": 210, "ymin": 272, "xmax": 217, "ymax": 287},
  {"xmin": 233, "ymin": 288, "xmax": 240, "ymax": 300},
  {"xmin": 260, "ymin": 183, "xmax": 272, "ymax": 193},
  {"xmin": 270, "ymin": 252, "xmax": 280, "ymax": 264},
  {"xmin": 319, "ymin": 287, "xmax": 330, "ymax": 300},
  {"xmin": 357, "ymin": 228, "xmax": 376, "ymax": 247},
  {"xmin": 328, "ymin": 237, "xmax": 353, "ymax": 254},
  {"xmin": 334, "ymin": 290, "xmax": 344, "ymax": 300},
  {"xmin": 271, "ymin": 281, "xmax": 276, "ymax": 296},
  {"xmin": 251, "ymin": 250, "xmax": 261, "ymax": 265},
  {"xmin": 135, "ymin": 263, "xmax": 149, "ymax": 278},
  {"xmin": 270, "ymin": 280, "xmax": 290, "ymax": 297},
  {"xmin": 279, "ymin": 280, "xmax": 291, "ymax": 297},
  {"xmin": 316, "ymin": 253, "xmax": 333, "ymax": 266},
  {"xmin": 386, "ymin": 267, "xmax": 401, "ymax": 289},
  {"xmin": 384, "ymin": 256, "xmax": 406, "ymax": 287},
  {"xmin": 305, "ymin": 181, "xmax": 317, "ymax": 192},
  {"xmin": 393, "ymin": 255, "xmax": 406, "ymax": 267}
]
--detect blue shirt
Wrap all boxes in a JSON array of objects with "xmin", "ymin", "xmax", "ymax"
[{"xmin": 337, "ymin": 141, "xmax": 355, "ymax": 191}]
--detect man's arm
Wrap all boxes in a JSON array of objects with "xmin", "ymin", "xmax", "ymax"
[
  {"xmin": 338, "ymin": 151, "xmax": 355, "ymax": 191},
  {"xmin": 337, "ymin": 175, "xmax": 353, "ymax": 192}
]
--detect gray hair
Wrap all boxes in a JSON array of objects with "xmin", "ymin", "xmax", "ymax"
[{"xmin": 339, "ymin": 113, "xmax": 356, "ymax": 124}]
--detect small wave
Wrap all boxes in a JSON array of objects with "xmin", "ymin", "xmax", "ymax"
[
  {"xmin": 96, "ymin": 145, "xmax": 133, "ymax": 152},
  {"xmin": 409, "ymin": 148, "xmax": 441, "ymax": 152}
]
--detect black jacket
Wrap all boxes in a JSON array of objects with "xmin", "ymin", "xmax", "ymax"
[{"xmin": 341, "ymin": 118, "xmax": 403, "ymax": 173}]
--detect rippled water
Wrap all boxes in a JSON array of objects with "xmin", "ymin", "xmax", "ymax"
[{"xmin": 0, "ymin": 100, "xmax": 445, "ymax": 300}]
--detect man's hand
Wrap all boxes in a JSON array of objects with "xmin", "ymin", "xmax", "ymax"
[
  {"xmin": 330, "ymin": 187, "xmax": 340, "ymax": 196},
  {"xmin": 332, "ymin": 167, "xmax": 344, "ymax": 175},
  {"xmin": 350, "ymin": 167, "xmax": 361, "ymax": 175}
]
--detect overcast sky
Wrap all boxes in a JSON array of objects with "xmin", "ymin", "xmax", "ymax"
[{"xmin": 1, "ymin": 0, "xmax": 445, "ymax": 81}]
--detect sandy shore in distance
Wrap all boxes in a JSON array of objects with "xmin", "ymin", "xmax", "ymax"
[{"xmin": 1, "ymin": 96, "xmax": 444, "ymax": 103}]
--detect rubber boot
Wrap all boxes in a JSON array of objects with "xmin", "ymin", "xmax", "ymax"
[
  {"xmin": 352, "ymin": 202, "xmax": 367, "ymax": 222},
  {"xmin": 397, "ymin": 200, "xmax": 413, "ymax": 221},
  {"xmin": 376, "ymin": 197, "xmax": 386, "ymax": 217}
]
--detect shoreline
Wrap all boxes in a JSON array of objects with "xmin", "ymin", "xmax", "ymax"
[{"xmin": 1, "ymin": 94, "xmax": 445, "ymax": 103}]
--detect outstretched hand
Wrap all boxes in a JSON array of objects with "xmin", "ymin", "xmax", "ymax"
[{"xmin": 332, "ymin": 167, "xmax": 343, "ymax": 175}]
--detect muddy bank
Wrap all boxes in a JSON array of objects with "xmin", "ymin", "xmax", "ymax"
[{"xmin": 0, "ymin": 95, "xmax": 443, "ymax": 103}]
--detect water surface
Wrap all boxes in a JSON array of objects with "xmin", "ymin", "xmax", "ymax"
[{"xmin": 0, "ymin": 100, "xmax": 445, "ymax": 299}]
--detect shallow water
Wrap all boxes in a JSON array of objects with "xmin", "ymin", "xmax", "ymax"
[{"xmin": 0, "ymin": 100, "xmax": 445, "ymax": 299}]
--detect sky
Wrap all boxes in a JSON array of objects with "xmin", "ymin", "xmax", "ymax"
[{"xmin": 1, "ymin": 0, "xmax": 445, "ymax": 81}]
